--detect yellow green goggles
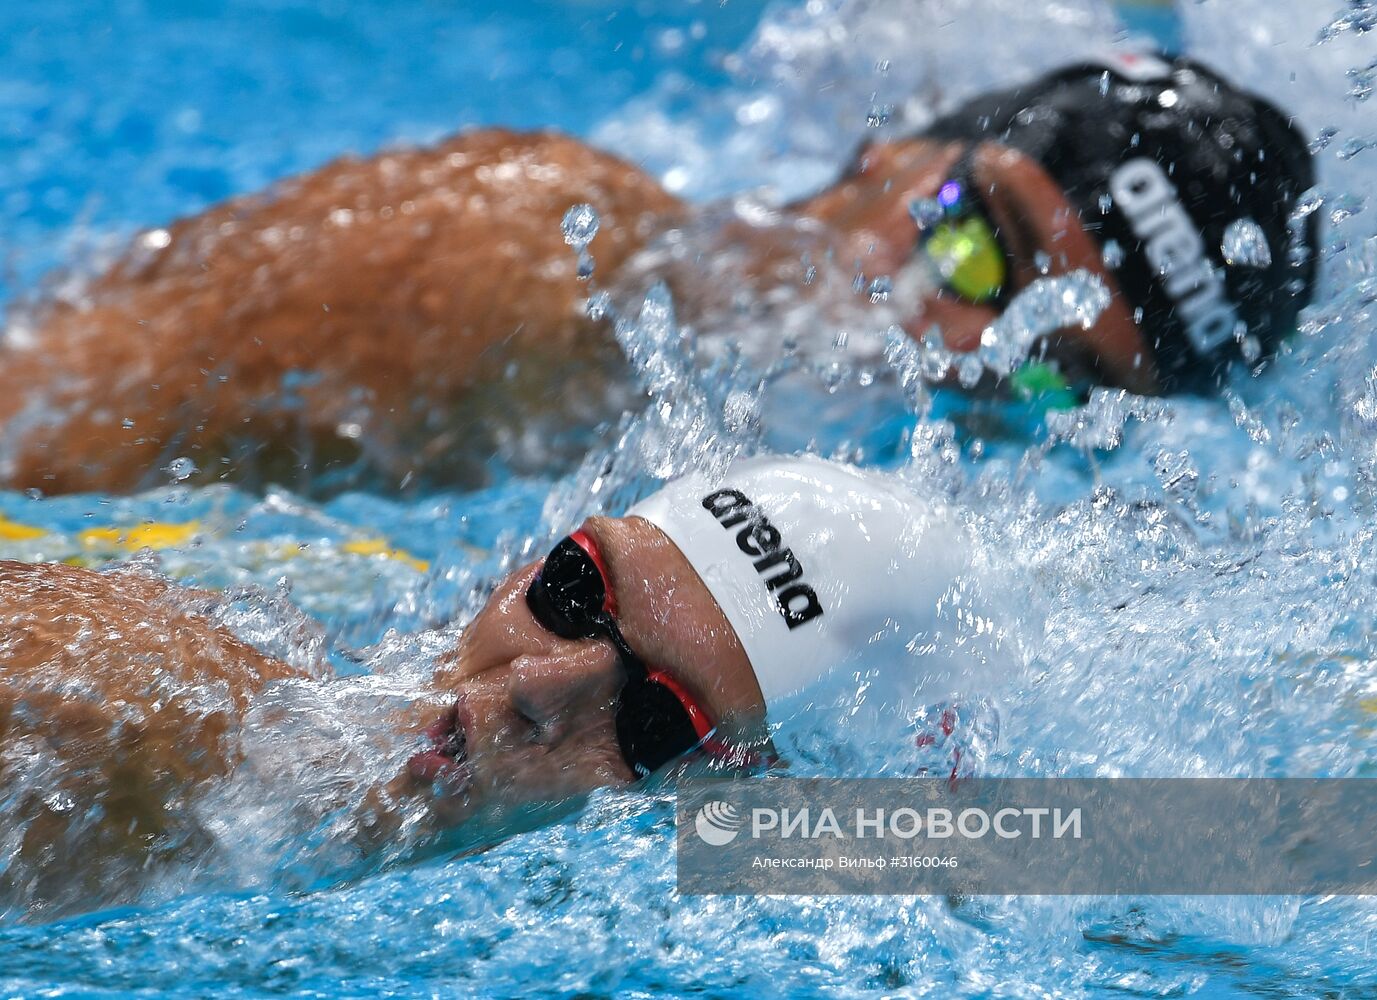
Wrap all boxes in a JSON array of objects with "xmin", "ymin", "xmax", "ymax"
[{"xmin": 912, "ymin": 154, "xmax": 1009, "ymax": 305}]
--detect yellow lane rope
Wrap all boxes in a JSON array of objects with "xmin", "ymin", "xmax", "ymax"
[{"xmin": 0, "ymin": 515, "xmax": 429, "ymax": 573}]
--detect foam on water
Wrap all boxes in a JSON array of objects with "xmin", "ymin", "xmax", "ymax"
[{"xmin": 3, "ymin": 0, "xmax": 1377, "ymax": 995}]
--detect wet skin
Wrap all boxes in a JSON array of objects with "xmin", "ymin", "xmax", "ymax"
[
  {"xmin": 0, "ymin": 516, "xmax": 764, "ymax": 910},
  {"xmin": 0, "ymin": 131, "xmax": 1155, "ymax": 495}
]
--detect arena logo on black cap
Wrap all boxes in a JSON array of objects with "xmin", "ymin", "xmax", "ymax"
[{"xmin": 1109, "ymin": 157, "xmax": 1242, "ymax": 356}]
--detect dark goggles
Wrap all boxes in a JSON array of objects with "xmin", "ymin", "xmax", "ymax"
[
  {"xmin": 525, "ymin": 531, "xmax": 722, "ymax": 777},
  {"xmin": 915, "ymin": 148, "xmax": 1009, "ymax": 305}
]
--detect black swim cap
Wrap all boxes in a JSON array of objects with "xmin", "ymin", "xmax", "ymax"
[{"xmin": 925, "ymin": 52, "xmax": 1319, "ymax": 391}]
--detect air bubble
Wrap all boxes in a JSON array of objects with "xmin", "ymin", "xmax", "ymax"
[{"xmin": 1221, "ymin": 219, "xmax": 1273, "ymax": 268}]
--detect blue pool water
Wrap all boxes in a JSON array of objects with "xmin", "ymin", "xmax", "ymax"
[{"xmin": 4, "ymin": 0, "xmax": 1377, "ymax": 996}]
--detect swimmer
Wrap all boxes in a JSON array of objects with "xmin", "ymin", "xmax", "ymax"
[
  {"xmin": 1, "ymin": 454, "xmax": 1001, "ymax": 915},
  {"xmin": 0, "ymin": 54, "xmax": 1317, "ymax": 495}
]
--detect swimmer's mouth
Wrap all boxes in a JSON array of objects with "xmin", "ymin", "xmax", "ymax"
[{"xmin": 407, "ymin": 703, "xmax": 470, "ymax": 787}]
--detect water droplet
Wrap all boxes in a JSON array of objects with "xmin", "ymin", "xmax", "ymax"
[
  {"xmin": 973, "ymin": 271, "xmax": 1111, "ymax": 377},
  {"xmin": 1221, "ymin": 218, "xmax": 1273, "ymax": 268},
  {"xmin": 1291, "ymin": 188, "xmax": 1324, "ymax": 220},
  {"xmin": 1100, "ymin": 239, "xmax": 1125, "ymax": 269},
  {"xmin": 1351, "ymin": 61, "xmax": 1376, "ymax": 103},
  {"xmin": 1329, "ymin": 193, "xmax": 1365, "ymax": 225},
  {"xmin": 164, "ymin": 457, "xmax": 197, "ymax": 482},
  {"xmin": 561, "ymin": 203, "xmax": 600, "ymax": 250},
  {"xmin": 1310, "ymin": 126, "xmax": 1338, "ymax": 153},
  {"xmin": 656, "ymin": 27, "xmax": 685, "ymax": 54},
  {"xmin": 958, "ymin": 353, "xmax": 984, "ymax": 388},
  {"xmin": 1153, "ymin": 449, "xmax": 1199, "ymax": 501},
  {"xmin": 139, "ymin": 228, "xmax": 172, "ymax": 250},
  {"xmin": 1354, "ymin": 367, "xmax": 1377, "ymax": 427},
  {"xmin": 909, "ymin": 197, "xmax": 945, "ymax": 231},
  {"xmin": 586, "ymin": 290, "xmax": 613, "ymax": 320},
  {"xmin": 1034, "ymin": 251, "xmax": 1052, "ymax": 275},
  {"xmin": 803, "ymin": 264, "xmax": 818, "ymax": 285},
  {"xmin": 1097, "ymin": 192, "xmax": 1114, "ymax": 214},
  {"xmin": 1338, "ymin": 137, "xmax": 1372, "ymax": 161},
  {"xmin": 866, "ymin": 103, "xmax": 893, "ymax": 128},
  {"xmin": 867, "ymin": 275, "xmax": 893, "ymax": 302},
  {"xmin": 722, "ymin": 390, "xmax": 759, "ymax": 435},
  {"xmin": 1098, "ymin": 70, "xmax": 1111, "ymax": 97},
  {"xmin": 1240, "ymin": 334, "xmax": 1262, "ymax": 364},
  {"xmin": 577, "ymin": 250, "xmax": 596, "ymax": 281},
  {"xmin": 23, "ymin": 488, "xmax": 42, "ymax": 500}
]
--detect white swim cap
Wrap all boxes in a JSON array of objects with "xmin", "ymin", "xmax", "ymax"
[{"xmin": 628, "ymin": 455, "xmax": 1008, "ymax": 729}]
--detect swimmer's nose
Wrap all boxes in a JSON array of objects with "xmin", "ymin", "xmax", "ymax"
[{"xmin": 508, "ymin": 644, "xmax": 623, "ymax": 745}]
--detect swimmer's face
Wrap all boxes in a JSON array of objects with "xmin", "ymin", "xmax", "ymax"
[
  {"xmin": 802, "ymin": 138, "xmax": 1157, "ymax": 394},
  {"xmin": 399, "ymin": 515, "xmax": 766, "ymax": 831}
]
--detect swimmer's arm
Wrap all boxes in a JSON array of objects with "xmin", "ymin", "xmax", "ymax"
[
  {"xmin": 0, "ymin": 560, "xmax": 304, "ymax": 910},
  {"xmin": 2, "ymin": 129, "xmax": 683, "ymax": 494}
]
